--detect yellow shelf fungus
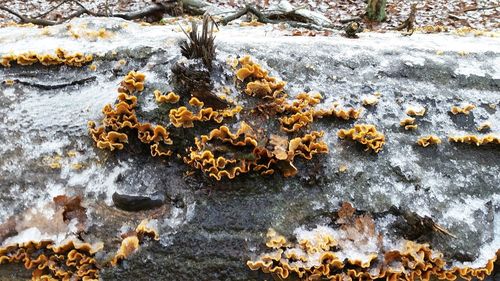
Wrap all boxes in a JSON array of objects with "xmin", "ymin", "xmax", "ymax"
[
  {"xmin": 0, "ymin": 240, "xmax": 102, "ymax": 280},
  {"xmin": 451, "ymin": 104, "xmax": 476, "ymax": 115},
  {"xmin": 169, "ymin": 98, "xmax": 242, "ymax": 128},
  {"xmin": 185, "ymin": 123, "xmax": 328, "ymax": 180},
  {"xmin": 405, "ymin": 105, "xmax": 426, "ymax": 116},
  {"xmin": 277, "ymin": 93, "xmax": 361, "ymax": 132},
  {"xmin": 236, "ymin": 55, "xmax": 286, "ymax": 98},
  {"xmin": 111, "ymin": 220, "xmax": 160, "ymax": 266},
  {"xmin": 110, "ymin": 236, "xmax": 140, "ymax": 266},
  {"xmin": 236, "ymin": 56, "xmax": 360, "ymax": 133},
  {"xmin": 337, "ymin": 124, "xmax": 385, "ymax": 153},
  {"xmin": 88, "ymin": 56, "xmax": 333, "ymax": 180},
  {"xmin": 477, "ymin": 121, "xmax": 491, "ymax": 132},
  {"xmin": 154, "ymin": 90, "xmax": 180, "ymax": 104},
  {"xmin": 88, "ymin": 71, "xmax": 174, "ymax": 157},
  {"xmin": 118, "ymin": 71, "xmax": 146, "ymax": 93},
  {"xmin": 400, "ymin": 117, "xmax": 418, "ymax": 130},
  {"xmin": 248, "ymin": 202, "xmax": 498, "ymax": 281},
  {"xmin": 448, "ymin": 134, "xmax": 500, "ymax": 146},
  {"xmin": 417, "ymin": 135, "xmax": 442, "ymax": 147},
  {"xmin": 1, "ymin": 48, "xmax": 93, "ymax": 67},
  {"xmin": 362, "ymin": 94, "xmax": 379, "ymax": 106}
]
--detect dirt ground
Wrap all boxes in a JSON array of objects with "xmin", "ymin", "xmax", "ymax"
[{"xmin": 0, "ymin": 0, "xmax": 498, "ymax": 31}]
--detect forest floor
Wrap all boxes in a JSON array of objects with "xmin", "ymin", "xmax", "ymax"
[{"xmin": 0, "ymin": 0, "xmax": 498, "ymax": 31}]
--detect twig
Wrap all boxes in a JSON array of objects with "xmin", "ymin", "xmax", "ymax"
[
  {"xmin": 448, "ymin": 14, "xmax": 466, "ymax": 21},
  {"xmin": 36, "ymin": 0, "xmax": 69, "ymax": 19},
  {"xmin": 462, "ymin": 5, "xmax": 500, "ymax": 13},
  {"xmin": 0, "ymin": 5, "xmax": 58, "ymax": 26},
  {"xmin": 71, "ymin": 0, "xmax": 99, "ymax": 16}
]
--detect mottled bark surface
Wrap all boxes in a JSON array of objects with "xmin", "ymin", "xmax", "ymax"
[{"xmin": 0, "ymin": 18, "xmax": 499, "ymax": 280}]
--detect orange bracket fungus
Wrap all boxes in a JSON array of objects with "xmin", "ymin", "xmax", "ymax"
[
  {"xmin": 400, "ymin": 117, "xmax": 418, "ymax": 130},
  {"xmin": 0, "ymin": 239, "xmax": 102, "ymax": 280},
  {"xmin": 337, "ymin": 124, "xmax": 385, "ymax": 153},
  {"xmin": 88, "ymin": 56, "xmax": 336, "ymax": 180},
  {"xmin": 154, "ymin": 90, "xmax": 180, "ymax": 104},
  {"xmin": 477, "ymin": 121, "xmax": 491, "ymax": 132},
  {"xmin": 448, "ymin": 134, "xmax": 500, "ymax": 146},
  {"xmin": 0, "ymin": 219, "xmax": 160, "ymax": 280},
  {"xmin": 1, "ymin": 48, "xmax": 93, "ymax": 67},
  {"xmin": 88, "ymin": 71, "xmax": 174, "ymax": 157},
  {"xmin": 361, "ymin": 94, "xmax": 379, "ymax": 106},
  {"xmin": 184, "ymin": 122, "xmax": 328, "ymax": 180},
  {"xmin": 405, "ymin": 105, "xmax": 426, "ymax": 116},
  {"xmin": 450, "ymin": 104, "xmax": 476, "ymax": 115},
  {"xmin": 111, "ymin": 219, "xmax": 160, "ymax": 266},
  {"xmin": 248, "ymin": 202, "xmax": 498, "ymax": 281},
  {"xmin": 417, "ymin": 135, "xmax": 442, "ymax": 147},
  {"xmin": 169, "ymin": 97, "xmax": 242, "ymax": 128},
  {"xmin": 236, "ymin": 56, "xmax": 361, "ymax": 132}
]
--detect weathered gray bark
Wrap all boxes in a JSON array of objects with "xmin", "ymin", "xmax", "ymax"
[{"xmin": 0, "ymin": 18, "xmax": 499, "ymax": 280}]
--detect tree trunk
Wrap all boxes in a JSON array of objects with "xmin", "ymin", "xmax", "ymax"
[{"xmin": 366, "ymin": 0, "xmax": 387, "ymax": 22}]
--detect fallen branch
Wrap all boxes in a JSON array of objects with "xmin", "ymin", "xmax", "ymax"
[
  {"xmin": 219, "ymin": 4, "xmax": 333, "ymax": 31},
  {"xmin": 112, "ymin": 4, "xmax": 166, "ymax": 20},
  {"xmin": 36, "ymin": 0, "xmax": 70, "ymax": 19}
]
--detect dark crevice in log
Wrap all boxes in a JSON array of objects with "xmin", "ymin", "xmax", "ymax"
[{"xmin": 12, "ymin": 76, "xmax": 96, "ymax": 90}]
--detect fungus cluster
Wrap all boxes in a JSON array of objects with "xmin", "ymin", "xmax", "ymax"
[
  {"xmin": 236, "ymin": 55, "xmax": 287, "ymax": 98},
  {"xmin": 247, "ymin": 202, "xmax": 498, "ymax": 281},
  {"xmin": 417, "ymin": 135, "xmax": 442, "ymax": 147},
  {"xmin": 400, "ymin": 117, "xmax": 417, "ymax": 130},
  {"xmin": 0, "ymin": 216, "xmax": 159, "ymax": 280},
  {"xmin": 337, "ymin": 124, "xmax": 385, "ymax": 153},
  {"xmin": 236, "ymin": 57, "xmax": 361, "ymax": 133},
  {"xmin": 448, "ymin": 134, "xmax": 500, "ymax": 146},
  {"xmin": 450, "ymin": 104, "xmax": 476, "ymax": 115},
  {"xmin": 0, "ymin": 240, "xmax": 101, "ymax": 280},
  {"xmin": 88, "ymin": 71, "xmax": 174, "ymax": 157},
  {"xmin": 185, "ymin": 123, "xmax": 328, "ymax": 180},
  {"xmin": 154, "ymin": 90, "xmax": 180, "ymax": 104},
  {"xmin": 89, "ymin": 56, "xmax": 338, "ymax": 180},
  {"xmin": 1, "ymin": 48, "xmax": 93, "ymax": 67},
  {"xmin": 405, "ymin": 105, "xmax": 426, "ymax": 116},
  {"xmin": 111, "ymin": 219, "xmax": 159, "ymax": 266},
  {"xmin": 169, "ymin": 97, "xmax": 242, "ymax": 128}
]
